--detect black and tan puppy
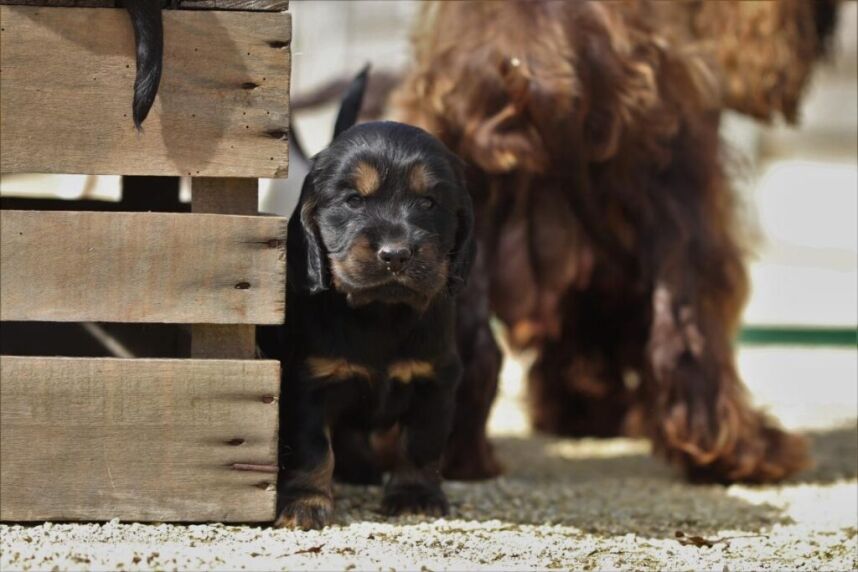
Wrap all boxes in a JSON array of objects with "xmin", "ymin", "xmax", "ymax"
[{"xmin": 265, "ymin": 88, "xmax": 474, "ymax": 529}]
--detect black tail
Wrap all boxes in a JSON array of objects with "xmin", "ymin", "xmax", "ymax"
[
  {"xmin": 125, "ymin": 0, "xmax": 163, "ymax": 130},
  {"xmin": 332, "ymin": 64, "xmax": 370, "ymax": 140},
  {"xmin": 813, "ymin": 0, "xmax": 840, "ymax": 57}
]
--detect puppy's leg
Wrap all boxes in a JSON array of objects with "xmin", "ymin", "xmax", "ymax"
[
  {"xmin": 275, "ymin": 378, "xmax": 334, "ymax": 529},
  {"xmin": 382, "ymin": 364, "xmax": 458, "ymax": 516},
  {"xmin": 443, "ymin": 253, "xmax": 503, "ymax": 480},
  {"xmin": 332, "ymin": 426, "xmax": 383, "ymax": 485},
  {"xmin": 644, "ymin": 281, "xmax": 809, "ymax": 483}
]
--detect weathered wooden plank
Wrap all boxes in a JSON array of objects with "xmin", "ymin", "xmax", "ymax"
[
  {"xmin": 0, "ymin": 0, "xmax": 114, "ymax": 6},
  {"xmin": 191, "ymin": 324, "xmax": 257, "ymax": 358},
  {"xmin": 0, "ymin": 210, "xmax": 287, "ymax": 324},
  {"xmin": 178, "ymin": 0, "xmax": 288, "ymax": 11},
  {"xmin": 0, "ymin": 356, "xmax": 279, "ymax": 522},
  {"xmin": 191, "ymin": 177, "xmax": 259, "ymax": 216},
  {"xmin": 0, "ymin": 6, "xmax": 291, "ymax": 178},
  {"xmin": 0, "ymin": 0, "xmax": 288, "ymax": 9},
  {"xmin": 191, "ymin": 177, "xmax": 259, "ymax": 358},
  {"xmin": 0, "ymin": 0, "xmax": 289, "ymax": 12}
]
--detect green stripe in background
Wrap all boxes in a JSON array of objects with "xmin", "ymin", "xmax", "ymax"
[{"xmin": 739, "ymin": 326, "xmax": 858, "ymax": 347}]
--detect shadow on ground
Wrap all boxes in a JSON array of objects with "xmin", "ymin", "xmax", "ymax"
[
  {"xmin": 333, "ymin": 423, "xmax": 856, "ymax": 539},
  {"xmin": 334, "ymin": 438, "xmax": 763, "ymax": 538},
  {"xmin": 790, "ymin": 422, "xmax": 858, "ymax": 484}
]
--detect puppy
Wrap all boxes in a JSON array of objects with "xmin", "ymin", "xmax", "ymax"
[{"xmin": 266, "ymin": 79, "xmax": 475, "ymax": 530}]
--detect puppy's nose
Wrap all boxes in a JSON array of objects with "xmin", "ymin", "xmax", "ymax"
[{"xmin": 378, "ymin": 245, "xmax": 412, "ymax": 272}]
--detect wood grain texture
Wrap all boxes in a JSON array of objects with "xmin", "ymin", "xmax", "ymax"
[
  {"xmin": 0, "ymin": 6, "xmax": 291, "ymax": 178},
  {"xmin": 0, "ymin": 0, "xmax": 288, "ymax": 9},
  {"xmin": 191, "ymin": 325, "xmax": 257, "ymax": 358},
  {"xmin": 191, "ymin": 177, "xmax": 259, "ymax": 358},
  {"xmin": 0, "ymin": 356, "xmax": 279, "ymax": 522},
  {"xmin": 0, "ymin": 0, "xmax": 115, "ymax": 6},
  {"xmin": 191, "ymin": 177, "xmax": 259, "ymax": 216},
  {"xmin": 178, "ymin": 0, "xmax": 288, "ymax": 11},
  {"xmin": 0, "ymin": 0, "xmax": 289, "ymax": 12},
  {"xmin": 0, "ymin": 210, "xmax": 287, "ymax": 324}
]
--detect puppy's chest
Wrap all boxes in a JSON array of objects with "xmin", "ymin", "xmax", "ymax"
[
  {"xmin": 307, "ymin": 354, "xmax": 434, "ymax": 427},
  {"xmin": 305, "ymin": 354, "xmax": 435, "ymax": 386},
  {"xmin": 303, "ymin": 317, "xmax": 440, "ymax": 423},
  {"xmin": 302, "ymin": 300, "xmax": 446, "ymax": 382}
]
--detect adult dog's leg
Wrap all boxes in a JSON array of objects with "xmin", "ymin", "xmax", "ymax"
[
  {"xmin": 644, "ymin": 253, "xmax": 809, "ymax": 483},
  {"xmin": 529, "ymin": 347, "xmax": 632, "ymax": 437},
  {"xmin": 528, "ymin": 290, "xmax": 637, "ymax": 438},
  {"xmin": 443, "ymin": 245, "xmax": 503, "ymax": 480}
]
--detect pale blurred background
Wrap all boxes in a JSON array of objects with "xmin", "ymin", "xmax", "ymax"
[{"xmin": 1, "ymin": 1, "xmax": 856, "ymax": 435}]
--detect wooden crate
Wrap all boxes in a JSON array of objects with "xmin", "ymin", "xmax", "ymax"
[
  {"xmin": 0, "ymin": 0, "xmax": 290, "ymax": 522},
  {"xmin": 0, "ymin": 210, "xmax": 287, "ymax": 324},
  {"xmin": 0, "ymin": 5, "xmax": 291, "ymax": 177},
  {"xmin": 0, "ymin": 356, "xmax": 279, "ymax": 521}
]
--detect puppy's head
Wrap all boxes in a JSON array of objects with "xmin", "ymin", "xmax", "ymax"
[{"xmin": 289, "ymin": 121, "xmax": 474, "ymax": 309}]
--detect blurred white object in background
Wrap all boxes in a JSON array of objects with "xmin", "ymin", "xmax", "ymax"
[
  {"xmin": 746, "ymin": 161, "xmax": 857, "ymax": 327},
  {"xmin": 0, "ymin": 174, "xmax": 122, "ymax": 201}
]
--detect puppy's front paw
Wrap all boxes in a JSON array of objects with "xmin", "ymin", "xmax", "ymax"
[
  {"xmin": 381, "ymin": 484, "xmax": 449, "ymax": 517},
  {"xmin": 275, "ymin": 493, "xmax": 334, "ymax": 530}
]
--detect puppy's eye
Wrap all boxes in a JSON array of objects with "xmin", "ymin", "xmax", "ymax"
[
  {"xmin": 417, "ymin": 197, "xmax": 435, "ymax": 210},
  {"xmin": 345, "ymin": 194, "xmax": 364, "ymax": 208}
]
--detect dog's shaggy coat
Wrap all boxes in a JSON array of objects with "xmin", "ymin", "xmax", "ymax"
[{"xmin": 392, "ymin": 0, "xmax": 836, "ymax": 483}]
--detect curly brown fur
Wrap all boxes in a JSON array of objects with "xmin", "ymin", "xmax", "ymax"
[
  {"xmin": 392, "ymin": 0, "xmax": 824, "ymax": 483},
  {"xmin": 648, "ymin": 0, "xmax": 840, "ymax": 123}
]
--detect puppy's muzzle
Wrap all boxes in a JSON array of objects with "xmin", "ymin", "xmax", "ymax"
[{"xmin": 377, "ymin": 243, "xmax": 412, "ymax": 273}]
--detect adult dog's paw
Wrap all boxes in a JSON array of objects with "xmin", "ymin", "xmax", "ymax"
[
  {"xmin": 381, "ymin": 484, "xmax": 449, "ymax": 517},
  {"xmin": 274, "ymin": 493, "xmax": 334, "ymax": 530}
]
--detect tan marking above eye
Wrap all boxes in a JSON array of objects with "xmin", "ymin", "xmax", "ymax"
[
  {"xmin": 306, "ymin": 356, "xmax": 372, "ymax": 381},
  {"xmin": 387, "ymin": 360, "xmax": 435, "ymax": 383},
  {"xmin": 353, "ymin": 161, "xmax": 381, "ymax": 196},
  {"xmin": 408, "ymin": 163, "xmax": 432, "ymax": 193}
]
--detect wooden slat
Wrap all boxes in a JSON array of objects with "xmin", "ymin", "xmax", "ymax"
[
  {"xmin": 0, "ymin": 210, "xmax": 287, "ymax": 324},
  {"xmin": 191, "ymin": 177, "xmax": 259, "ymax": 358},
  {"xmin": 191, "ymin": 177, "xmax": 259, "ymax": 216},
  {"xmin": 178, "ymin": 0, "xmax": 288, "ymax": 11},
  {"xmin": 0, "ymin": 6, "xmax": 291, "ymax": 178},
  {"xmin": 191, "ymin": 324, "xmax": 257, "ymax": 358},
  {"xmin": 0, "ymin": 356, "xmax": 279, "ymax": 522},
  {"xmin": 0, "ymin": 0, "xmax": 288, "ymax": 9},
  {"xmin": 0, "ymin": 0, "xmax": 114, "ymax": 6}
]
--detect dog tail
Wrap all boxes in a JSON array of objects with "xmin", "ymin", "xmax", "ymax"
[
  {"xmin": 125, "ymin": 0, "xmax": 164, "ymax": 130},
  {"xmin": 813, "ymin": 0, "xmax": 840, "ymax": 57},
  {"xmin": 332, "ymin": 64, "xmax": 370, "ymax": 140}
]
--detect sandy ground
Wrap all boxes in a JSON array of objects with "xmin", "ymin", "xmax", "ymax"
[{"xmin": 2, "ymin": 347, "xmax": 856, "ymax": 571}]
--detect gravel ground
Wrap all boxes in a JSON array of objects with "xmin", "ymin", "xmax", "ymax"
[{"xmin": 2, "ymin": 348, "xmax": 856, "ymax": 571}]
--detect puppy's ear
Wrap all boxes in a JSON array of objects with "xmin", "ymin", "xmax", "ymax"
[
  {"xmin": 447, "ymin": 162, "xmax": 476, "ymax": 295},
  {"xmin": 287, "ymin": 174, "xmax": 329, "ymax": 294}
]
